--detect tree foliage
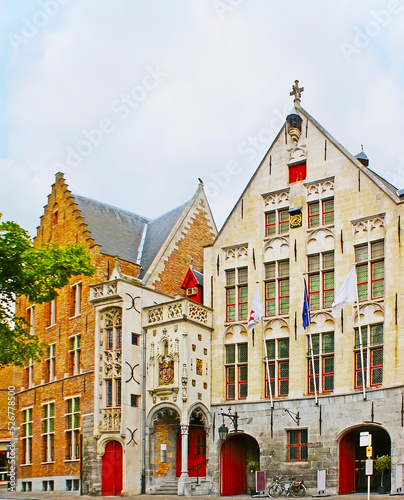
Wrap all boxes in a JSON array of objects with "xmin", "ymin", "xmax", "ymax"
[{"xmin": 0, "ymin": 215, "xmax": 96, "ymax": 368}]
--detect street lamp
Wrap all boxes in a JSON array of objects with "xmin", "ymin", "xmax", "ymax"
[
  {"xmin": 218, "ymin": 407, "xmax": 240, "ymax": 440},
  {"xmin": 218, "ymin": 423, "xmax": 228, "ymax": 441}
]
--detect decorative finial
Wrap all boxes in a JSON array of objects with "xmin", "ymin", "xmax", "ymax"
[{"xmin": 290, "ymin": 80, "xmax": 304, "ymax": 103}]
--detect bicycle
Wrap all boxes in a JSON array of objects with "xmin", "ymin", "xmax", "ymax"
[{"xmin": 267, "ymin": 474, "xmax": 306, "ymax": 497}]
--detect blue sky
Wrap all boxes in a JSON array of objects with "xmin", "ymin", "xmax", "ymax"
[{"xmin": 1, "ymin": 0, "xmax": 404, "ymax": 235}]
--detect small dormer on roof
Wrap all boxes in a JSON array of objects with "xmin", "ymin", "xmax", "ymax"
[
  {"xmin": 181, "ymin": 262, "xmax": 203, "ymax": 304},
  {"xmin": 355, "ymin": 146, "xmax": 369, "ymax": 167}
]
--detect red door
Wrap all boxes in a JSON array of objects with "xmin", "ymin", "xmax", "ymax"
[
  {"xmin": 102, "ymin": 441, "xmax": 123, "ymax": 496},
  {"xmin": 188, "ymin": 428, "xmax": 206, "ymax": 477},
  {"xmin": 339, "ymin": 432, "xmax": 356, "ymax": 494},
  {"xmin": 220, "ymin": 435, "xmax": 246, "ymax": 496},
  {"xmin": 176, "ymin": 428, "xmax": 207, "ymax": 477}
]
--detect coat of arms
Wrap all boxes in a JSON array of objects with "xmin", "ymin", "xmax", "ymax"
[{"xmin": 159, "ymin": 356, "xmax": 174, "ymax": 384}]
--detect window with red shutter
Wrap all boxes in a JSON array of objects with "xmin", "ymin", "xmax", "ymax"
[{"xmin": 289, "ymin": 161, "xmax": 307, "ymax": 183}]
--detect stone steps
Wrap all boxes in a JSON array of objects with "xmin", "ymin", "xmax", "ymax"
[{"xmin": 151, "ymin": 480, "xmax": 178, "ymax": 495}]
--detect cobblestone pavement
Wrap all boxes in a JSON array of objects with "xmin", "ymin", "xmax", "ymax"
[{"xmin": 0, "ymin": 486, "xmax": 398, "ymax": 500}]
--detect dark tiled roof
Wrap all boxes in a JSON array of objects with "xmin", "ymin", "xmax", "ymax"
[
  {"xmin": 355, "ymin": 151, "xmax": 369, "ymax": 161},
  {"xmin": 192, "ymin": 269, "xmax": 204, "ymax": 286},
  {"xmin": 137, "ymin": 202, "xmax": 189, "ymax": 279},
  {"xmin": 73, "ymin": 195, "xmax": 150, "ymax": 264},
  {"xmin": 73, "ymin": 194, "xmax": 192, "ymax": 276}
]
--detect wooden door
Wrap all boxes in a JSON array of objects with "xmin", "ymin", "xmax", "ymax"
[
  {"xmin": 176, "ymin": 427, "xmax": 207, "ymax": 477},
  {"xmin": 188, "ymin": 428, "xmax": 206, "ymax": 477},
  {"xmin": 339, "ymin": 432, "xmax": 356, "ymax": 494},
  {"xmin": 220, "ymin": 435, "xmax": 246, "ymax": 496},
  {"xmin": 102, "ymin": 441, "xmax": 123, "ymax": 496}
]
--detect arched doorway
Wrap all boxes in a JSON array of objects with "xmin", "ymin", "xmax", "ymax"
[
  {"xmin": 176, "ymin": 408, "xmax": 208, "ymax": 477},
  {"xmin": 339, "ymin": 426, "xmax": 391, "ymax": 494},
  {"xmin": 102, "ymin": 440, "xmax": 123, "ymax": 496},
  {"xmin": 220, "ymin": 434, "xmax": 260, "ymax": 496},
  {"xmin": 150, "ymin": 407, "xmax": 180, "ymax": 480}
]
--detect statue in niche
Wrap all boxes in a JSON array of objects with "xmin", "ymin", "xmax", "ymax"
[{"xmin": 159, "ymin": 355, "xmax": 174, "ymax": 385}]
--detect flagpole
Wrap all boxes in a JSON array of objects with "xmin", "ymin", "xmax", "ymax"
[
  {"xmin": 307, "ymin": 325, "xmax": 318, "ymax": 405},
  {"xmin": 248, "ymin": 285, "xmax": 271, "ymax": 406},
  {"xmin": 303, "ymin": 278, "xmax": 317, "ymax": 405},
  {"xmin": 353, "ymin": 270, "xmax": 366, "ymax": 400},
  {"xmin": 263, "ymin": 319, "xmax": 274, "ymax": 408},
  {"xmin": 331, "ymin": 266, "xmax": 366, "ymax": 400}
]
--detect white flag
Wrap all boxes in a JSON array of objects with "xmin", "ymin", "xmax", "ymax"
[
  {"xmin": 331, "ymin": 268, "xmax": 358, "ymax": 318},
  {"xmin": 247, "ymin": 285, "xmax": 264, "ymax": 332}
]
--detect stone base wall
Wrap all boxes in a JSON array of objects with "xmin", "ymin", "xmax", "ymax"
[
  {"xmin": 209, "ymin": 386, "xmax": 404, "ymax": 495},
  {"xmin": 82, "ymin": 413, "xmax": 101, "ymax": 496}
]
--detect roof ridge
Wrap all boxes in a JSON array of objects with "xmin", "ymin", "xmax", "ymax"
[
  {"xmin": 73, "ymin": 193, "xmax": 152, "ymax": 222},
  {"xmin": 147, "ymin": 200, "xmax": 190, "ymax": 225}
]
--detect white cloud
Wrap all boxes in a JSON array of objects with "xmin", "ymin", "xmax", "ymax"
[{"xmin": 2, "ymin": 0, "xmax": 404, "ymax": 233}]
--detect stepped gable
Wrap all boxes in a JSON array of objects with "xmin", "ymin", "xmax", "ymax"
[
  {"xmin": 137, "ymin": 201, "xmax": 190, "ymax": 279},
  {"xmin": 72, "ymin": 194, "xmax": 150, "ymax": 264}
]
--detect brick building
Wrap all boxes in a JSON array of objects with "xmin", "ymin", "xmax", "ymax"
[
  {"xmin": 4, "ymin": 81, "xmax": 404, "ymax": 497},
  {"xmin": 0, "ymin": 172, "xmax": 216, "ymax": 495},
  {"xmin": 203, "ymin": 82, "xmax": 404, "ymax": 496}
]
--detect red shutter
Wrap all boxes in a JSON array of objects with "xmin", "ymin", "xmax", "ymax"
[{"xmin": 289, "ymin": 162, "xmax": 307, "ymax": 183}]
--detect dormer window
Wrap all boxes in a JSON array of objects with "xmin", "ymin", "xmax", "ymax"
[{"xmin": 186, "ymin": 287, "xmax": 197, "ymax": 296}]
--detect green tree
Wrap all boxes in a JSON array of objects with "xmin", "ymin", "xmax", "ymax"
[{"xmin": 0, "ymin": 215, "xmax": 96, "ymax": 368}]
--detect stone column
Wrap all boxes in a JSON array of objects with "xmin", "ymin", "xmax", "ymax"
[{"xmin": 178, "ymin": 423, "xmax": 191, "ymax": 495}]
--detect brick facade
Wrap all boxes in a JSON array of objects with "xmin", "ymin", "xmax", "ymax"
[
  {"xmin": 0, "ymin": 172, "xmax": 216, "ymax": 494},
  {"xmin": 152, "ymin": 200, "xmax": 216, "ymax": 297}
]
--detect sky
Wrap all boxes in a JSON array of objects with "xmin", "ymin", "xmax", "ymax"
[{"xmin": 1, "ymin": 0, "xmax": 404, "ymax": 236}]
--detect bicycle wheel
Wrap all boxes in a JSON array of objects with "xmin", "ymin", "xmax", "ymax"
[
  {"xmin": 290, "ymin": 484, "xmax": 306, "ymax": 497},
  {"xmin": 268, "ymin": 484, "xmax": 283, "ymax": 498}
]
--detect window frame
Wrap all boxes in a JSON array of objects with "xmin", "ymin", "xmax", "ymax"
[
  {"xmin": 225, "ymin": 268, "xmax": 248, "ymax": 322},
  {"xmin": 21, "ymin": 407, "xmax": 33, "ymax": 465},
  {"xmin": 287, "ymin": 429, "xmax": 308, "ymax": 462},
  {"xmin": 41, "ymin": 401, "xmax": 55, "ymax": 463},
  {"xmin": 265, "ymin": 260, "xmax": 290, "ymax": 317},
  {"xmin": 225, "ymin": 343, "xmax": 248, "ymax": 400},
  {"xmin": 265, "ymin": 208, "xmax": 290, "ymax": 237},
  {"xmin": 45, "ymin": 344, "xmax": 56, "ymax": 383},
  {"xmin": 69, "ymin": 334, "xmax": 81, "ymax": 376},
  {"xmin": 26, "ymin": 305, "xmax": 35, "ymax": 335},
  {"xmin": 65, "ymin": 396, "xmax": 80, "ymax": 461},
  {"xmin": 70, "ymin": 282, "xmax": 82, "ymax": 318},
  {"xmin": 45, "ymin": 299, "xmax": 57, "ymax": 328},
  {"xmin": 308, "ymin": 252, "xmax": 334, "ymax": 311},
  {"xmin": 308, "ymin": 197, "xmax": 334, "ymax": 228},
  {"xmin": 354, "ymin": 324, "xmax": 383, "ymax": 389},
  {"xmin": 355, "ymin": 240, "xmax": 384, "ymax": 301},
  {"xmin": 24, "ymin": 359, "xmax": 34, "ymax": 389},
  {"xmin": 264, "ymin": 338, "xmax": 289, "ymax": 398},
  {"xmin": 307, "ymin": 333, "xmax": 334, "ymax": 395}
]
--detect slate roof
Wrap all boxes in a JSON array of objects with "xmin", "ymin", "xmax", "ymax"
[
  {"xmin": 73, "ymin": 194, "xmax": 191, "ymax": 277},
  {"xmin": 137, "ymin": 202, "xmax": 189, "ymax": 279},
  {"xmin": 192, "ymin": 269, "xmax": 204, "ymax": 286}
]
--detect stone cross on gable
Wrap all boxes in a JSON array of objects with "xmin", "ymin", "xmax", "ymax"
[{"xmin": 290, "ymin": 80, "xmax": 304, "ymax": 102}]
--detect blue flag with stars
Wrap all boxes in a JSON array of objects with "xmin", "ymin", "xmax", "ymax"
[{"xmin": 302, "ymin": 278, "xmax": 311, "ymax": 329}]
